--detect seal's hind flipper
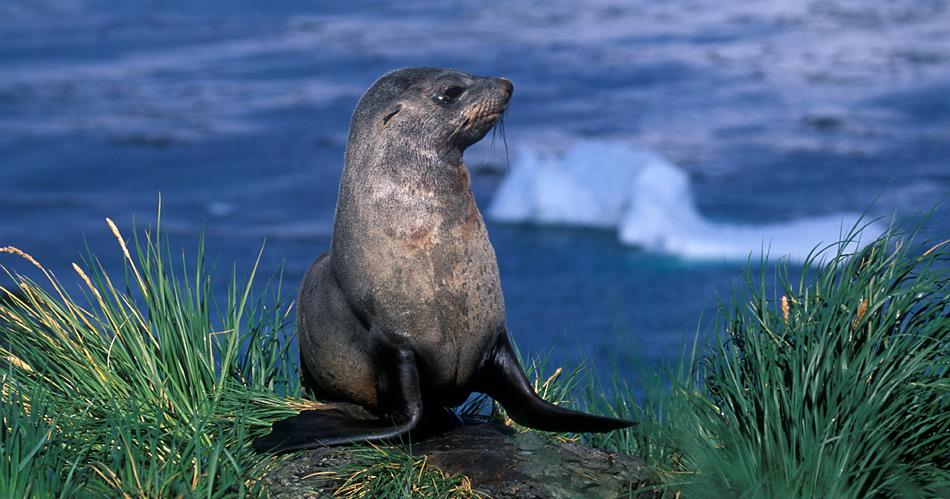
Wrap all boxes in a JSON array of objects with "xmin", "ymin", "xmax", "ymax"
[
  {"xmin": 253, "ymin": 345, "xmax": 423, "ymax": 453},
  {"xmin": 251, "ymin": 405, "xmax": 416, "ymax": 453},
  {"xmin": 476, "ymin": 330, "xmax": 636, "ymax": 433}
]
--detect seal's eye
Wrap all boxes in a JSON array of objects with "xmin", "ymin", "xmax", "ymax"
[{"xmin": 435, "ymin": 86, "xmax": 466, "ymax": 105}]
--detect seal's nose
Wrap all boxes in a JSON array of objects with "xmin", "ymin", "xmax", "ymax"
[{"xmin": 498, "ymin": 78, "xmax": 514, "ymax": 100}]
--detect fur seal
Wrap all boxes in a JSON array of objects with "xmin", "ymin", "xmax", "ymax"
[{"xmin": 254, "ymin": 67, "xmax": 634, "ymax": 452}]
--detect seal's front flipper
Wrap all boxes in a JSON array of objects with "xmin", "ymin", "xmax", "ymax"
[
  {"xmin": 476, "ymin": 330, "xmax": 636, "ymax": 433},
  {"xmin": 253, "ymin": 346, "xmax": 423, "ymax": 453}
]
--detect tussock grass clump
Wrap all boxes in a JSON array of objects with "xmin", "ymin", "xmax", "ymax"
[
  {"xmin": 0, "ymin": 218, "xmax": 302, "ymax": 497},
  {"xmin": 587, "ymin": 227, "xmax": 950, "ymax": 497},
  {"xmin": 687, "ymin": 230, "xmax": 950, "ymax": 497}
]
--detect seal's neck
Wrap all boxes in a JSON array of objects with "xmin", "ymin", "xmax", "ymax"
[{"xmin": 347, "ymin": 136, "xmax": 470, "ymax": 194}]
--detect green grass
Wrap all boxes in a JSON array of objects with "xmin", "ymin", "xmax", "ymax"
[
  {"xmin": 332, "ymin": 444, "xmax": 479, "ymax": 499},
  {"xmin": 1, "ymin": 217, "xmax": 947, "ymax": 497},
  {"xmin": 584, "ymin": 226, "xmax": 950, "ymax": 497},
  {"xmin": 689, "ymin": 229, "xmax": 950, "ymax": 497},
  {"xmin": 0, "ymin": 218, "xmax": 303, "ymax": 497},
  {"xmin": 0, "ymin": 386, "xmax": 86, "ymax": 497}
]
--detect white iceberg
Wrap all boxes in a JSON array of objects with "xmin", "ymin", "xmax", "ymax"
[{"xmin": 488, "ymin": 140, "xmax": 882, "ymax": 262}]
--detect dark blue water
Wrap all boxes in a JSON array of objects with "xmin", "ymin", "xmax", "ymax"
[{"xmin": 1, "ymin": 0, "xmax": 948, "ymax": 382}]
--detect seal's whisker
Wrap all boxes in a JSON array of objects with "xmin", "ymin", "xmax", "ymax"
[
  {"xmin": 484, "ymin": 119, "xmax": 499, "ymax": 170},
  {"xmin": 490, "ymin": 121, "xmax": 497, "ymax": 153},
  {"xmin": 449, "ymin": 116, "xmax": 471, "ymax": 141},
  {"xmin": 499, "ymin": 113, "xmax": 510, "ymax": 172}
]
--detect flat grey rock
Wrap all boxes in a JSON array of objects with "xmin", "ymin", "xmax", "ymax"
[{"xmin": 261, "ymin": 423, "xmax": 655, "ymax": 498}]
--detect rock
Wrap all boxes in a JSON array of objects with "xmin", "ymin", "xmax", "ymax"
[
  {"xmin": 259, "ymin": 445, "xmax": 356, "ymax": 498},
  {"xmin": 413, "ymin": 424, "xmax": 654, "ymax": 498},
  {"xmin": 260, "ymin": 423, "xmax": 655, "ymax": 498}
]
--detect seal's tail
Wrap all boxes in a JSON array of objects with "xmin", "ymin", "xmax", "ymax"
[{"xmin": 475, "ymin": 330, "xmax": 636, "ymax": 433}]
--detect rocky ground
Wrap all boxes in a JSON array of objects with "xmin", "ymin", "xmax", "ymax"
[{"xmin": 262, "ymin": 423, "xmax": 656, "ymax": 498}]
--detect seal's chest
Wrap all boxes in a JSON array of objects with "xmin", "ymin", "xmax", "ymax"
[{"xmin": 389, "ymin": 196, "xmax": 484, "ymax": 254}]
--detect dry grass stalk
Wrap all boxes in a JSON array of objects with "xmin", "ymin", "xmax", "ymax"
[{"xmin": 105, "ymin": 218, "xmax": 148, "ymax": 298}]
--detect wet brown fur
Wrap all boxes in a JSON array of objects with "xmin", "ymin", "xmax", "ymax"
[{"xmin": 297, "ymin": 68, "xmax": 513, "ymax": 411}]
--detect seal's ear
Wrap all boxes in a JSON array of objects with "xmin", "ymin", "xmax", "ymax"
[{"xmin": 381, "ymin": 104, "xmax": 402, "ymax": 126}]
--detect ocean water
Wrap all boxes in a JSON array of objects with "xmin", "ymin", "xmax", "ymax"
[{"xmin": 1, "ymin": 0, "xmax": 948, "ymax": 380}]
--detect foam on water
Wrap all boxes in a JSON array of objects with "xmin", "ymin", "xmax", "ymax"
[{"xmin": 489, "ymin": 140, "xmax": 884, "ymax": 262}]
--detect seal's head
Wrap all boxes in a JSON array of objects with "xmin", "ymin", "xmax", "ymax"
[{"xmin": 349, "ymin": 67, "xmax": 513, "ymax": 154}]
